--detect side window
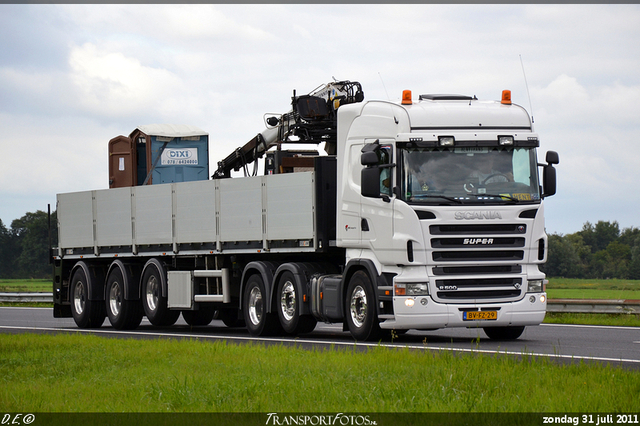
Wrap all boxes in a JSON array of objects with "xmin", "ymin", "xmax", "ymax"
[{"xmin": 379, "ymin": 146, "xmax": 392, "ymax": 196}]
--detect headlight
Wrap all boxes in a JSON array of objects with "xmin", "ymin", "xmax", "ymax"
[
  {"xmin": 528, "ymin": 279, "xmax": 544, "ymax": 293},
  {"xmin": 395, "ymin": 283, "xmax": 429, "ymax": 296}
]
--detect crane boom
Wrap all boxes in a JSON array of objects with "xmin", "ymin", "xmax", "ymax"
[{"xmin": 212, "ymin": 80, "xmax": 363, "ymax": 179}]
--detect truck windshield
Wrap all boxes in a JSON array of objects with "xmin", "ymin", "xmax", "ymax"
[{"xmin": 400, "ymin": 146, "xmax": 541, "ymax": 204}]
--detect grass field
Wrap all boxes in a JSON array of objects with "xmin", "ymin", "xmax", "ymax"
[
  {"xmin": 0, "ymin": 278, "xmax": 50, "ymax": 292},
  {"xmin": 1, "ymin": 332, "xmax": 639, "ymax": 413},
  {"xmin": 546, "ymin": 278, "xmax": 640, "ymax": 300}
]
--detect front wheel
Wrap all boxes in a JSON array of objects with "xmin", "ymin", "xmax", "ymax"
[
  {"xmin": 345, "ymin": 270, "xmax": 382, "ymax": 341},
  {"xmin": 483, "ymin": 326, "xmax": 525, "ymax": 340},
  {"xmin": 105, "ymin": 267, "xmax": 143, "ymax": 330},
  {"xmin": 277, "ymin": 271, "xmax": 317, "ymax": 335},
  {"xmin": 70, "ymin": 267, "xmax": 105, "ymax": 328}
]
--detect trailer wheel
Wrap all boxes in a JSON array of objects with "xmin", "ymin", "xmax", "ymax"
[
  {"xmin": 345, "ymin": 270, "xmax": 382, "ymax": 341},
  {"xmin": 182, "ymin": 307, "xmax": 215, "ymax": 326},
  {"xmin": 277, "ymin": 271, "xmax": 316, "ymax": 335},
  {"xmin": 483, "ymin": 326, "xmax": 525, "ymax": 340},
  {"xmin": 70, "ymin": 268, "xmax": 105, "ymax": 328},
  {"xmin": 105, "ymin": 267, "xmax": 143, "ymax": 330},
  {"xmin": 141, "ymin": 262, "xmax": 179, "ymax": 326},
  {"xmin": 243, "ymin": 274, "xmax": 281, "ymax": 336}
]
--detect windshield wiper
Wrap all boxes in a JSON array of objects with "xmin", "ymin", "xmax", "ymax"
[
  {"xmin": 468, "ymin": 193, "xmax": 520, "ymax": 203},
  {"xmin": 410, "ymin": 194, "xmax": 463, "ymax": 204}
]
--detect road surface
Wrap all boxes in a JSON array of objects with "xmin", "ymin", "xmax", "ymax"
[{"xmin": 1, "ymin": 307, "xmax": 639, "ymax": 369}]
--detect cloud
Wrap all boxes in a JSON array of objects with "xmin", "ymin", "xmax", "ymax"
[
  {"xmin": 1, "ymin": 4, "xmax": 639, "ymax": 235},
  {"xmin": 68, "ymin": 43, "xmax": 184, "ymax": 119}
]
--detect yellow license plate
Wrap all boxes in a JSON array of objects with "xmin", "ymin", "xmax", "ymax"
[{"xmin": 463, "ymin": 311, "xmax": 497, "ymax": 321}]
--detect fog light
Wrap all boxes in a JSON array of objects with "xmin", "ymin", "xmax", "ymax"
[
  {"xmin": 405, "ymin": 298, "xmax": 415, "ymax": 308},
  {"xmin": 540, "ymin": 295, "xmax": 546, "ymax": 303},
  {"xmin": 529, "ymin": 295, "xmax": 536, "ymax": 303},
  {"xmin": 421, "ymin": 298, "xmax": 428, "ymax": 306}
]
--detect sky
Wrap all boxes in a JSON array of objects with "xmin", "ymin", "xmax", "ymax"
[{"xmin": 1, "ymin": 4, "xmax": 639, "ymax": 236}]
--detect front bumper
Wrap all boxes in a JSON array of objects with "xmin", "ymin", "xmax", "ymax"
[{"xmin": 379, "ymin": 292, "xmax": 547, "ymax": 330}]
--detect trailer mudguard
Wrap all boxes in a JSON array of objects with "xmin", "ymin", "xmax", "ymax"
[
  {"xmin": 140, "ymin": 258, "xmax": 168, "ymax": 298},
  {"xmin": 105, "ymin": 260, "xmax": 141, "ymax": 301},
  {"xmin": 69, "ymin": 260, "xmax": 105, "ymax": 301}
]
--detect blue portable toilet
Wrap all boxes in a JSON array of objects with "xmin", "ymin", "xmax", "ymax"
[{"xmin": 130, "ymin": 124, "xmax": 209, "ymax": 185}]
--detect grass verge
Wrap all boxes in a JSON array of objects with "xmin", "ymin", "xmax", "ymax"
[
  {"xmin": 0, "ymin": 278, "xmax": 50, "ymax": 292},
  {"xmin": 543, "ymin": 312, "xmax": 640, "ymax": 327},
  {"xmin": 1, "ymin": 332, "xmax": 639, "ymax": 413}
]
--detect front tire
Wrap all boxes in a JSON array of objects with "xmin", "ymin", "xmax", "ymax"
[
  {"xmin": 277, "ymin": 271, "xmax": 316, "ymax": 335},
  {"xmin": 243, "ymin": 274, "xmax": 281, "ymax": 336},
  {"xmin": 483, "ymin": 326, "xmax": 525, "ymax": 340},
  {"xmin": 70, "ymin": 267, "xmax": 105, "ymax": 329},
  {"xmin": 345, "ymin": 270, "xmax": 381, "ymax": 341},
  {"xmin": 105, "ymin": 267, "xmax": 143, "ymax": 330},
  {"xmin": 141, "ymin": 261, "xmax": 179, "ymax": 326}
]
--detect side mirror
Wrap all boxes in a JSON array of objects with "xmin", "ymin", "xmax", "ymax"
[
  {"xmin": 542, "ymin": 164, "xmax": 557, "ymax": 198},
  {"xmin": 361, "ymin": 166, "xmax": 382, "ymax": 198},
  {"xmin": 361, "ymin": 141, "xmax": 380, "ymax": 166},
  {"xmin": 541, "ymin": 150, "xmax": 559, "ymax": 198},
  {"xmin": 361, "ymin": 151, "xmax": 379, "ymax": 166}
]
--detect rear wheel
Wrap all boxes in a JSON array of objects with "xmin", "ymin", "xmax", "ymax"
[
  {"xmin": 105, "ymin": 267, "xmax": 143, "ymax": 330},
  {"xmin": 277, "ymin": 271, "xmax": 316, "ymax": 335},
  {"xmin": 483, "ymin": 326, "xmax": 525, "ymax": 340},
  {"xmin": 243, "ymin": 274, "xmax": 282, "ymax": 336},
  {"xmin": 345, "ymin": 270, "xmax": 382, "ymax": 341},
  {"xmin": 141, "ymin": 261, "xmax": 179, "ymax": 326},
  {"xmin": 70, "ymin": 267, "xmax": 105, "ymax": 328}
]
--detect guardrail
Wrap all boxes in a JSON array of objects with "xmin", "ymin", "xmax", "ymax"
[
  {"xmin": 1, "ymin": 293, "xmax": 639, "ymax": 314},
  {"xmin": 0, "ymin": 293, "xmax": 54, "ymax": 303}
]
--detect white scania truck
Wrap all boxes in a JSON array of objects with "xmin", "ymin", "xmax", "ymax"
[{"xmin": 53, "ymin": 79, "xmax": 559, "ymax": 341}]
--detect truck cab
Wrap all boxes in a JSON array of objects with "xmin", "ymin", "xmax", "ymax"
[{"xmin": 336, "ymin": 91, "xmax": 558, "ymax": 339}]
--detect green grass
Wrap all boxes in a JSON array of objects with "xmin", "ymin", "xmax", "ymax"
[
  {"xmin": 0, "ymin": 278, "xmax": 50, "ymax": 292},
  {"xmin": 547, "ymin": 278, "xmax": 640, "ymax": 292},
  {"xmin": 1, "ymin": 333, "xmax": 639, "ymax": 413},
  {"xmin": 546, "ymin": 278, "xmax": 640, "ymax": 302},
  {"xmin": 544, "ymin": 312, "xmax": 640, "ymax": 327}
]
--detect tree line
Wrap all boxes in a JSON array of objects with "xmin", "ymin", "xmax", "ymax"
[
  {"xmin": 0, "ymin": 209, "xmax": 638, "ymax": 280},
  {"xmin": 0, "ymin": 210, "xmax": 57, "ymax": 279},
  {"xmin": 542, "ymin": 221, "xmax": 640, "ymax": 279}
]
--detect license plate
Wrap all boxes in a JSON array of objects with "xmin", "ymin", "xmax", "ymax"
[{"xmin": 463, "ymin": 311, "xmax": 497, "ymax": 321}]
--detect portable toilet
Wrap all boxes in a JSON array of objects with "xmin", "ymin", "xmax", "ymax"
[{"xmin": 108, "ymin": 124, "xmax": 209, "ymax": 188}]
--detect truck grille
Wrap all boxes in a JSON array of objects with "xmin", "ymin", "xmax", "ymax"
[{"xmin": 429, "ymin": 224, "xmax": 527, "ymax": 303}]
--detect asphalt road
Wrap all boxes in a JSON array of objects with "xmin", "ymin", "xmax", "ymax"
[{"xmin": 1, "ymin": 307, "xmax": 639, "ymax": 369}]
